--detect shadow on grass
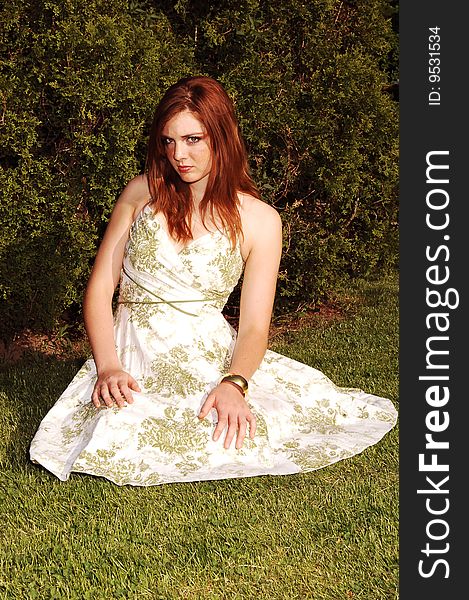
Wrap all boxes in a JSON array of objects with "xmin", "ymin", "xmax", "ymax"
[
  {"xmin": 0, "ymin": 351, "xmax": 84, "ymax": 473},
  {"xmin": 353, "ymin": 272, "xmax": 399, "ymax": 304}
]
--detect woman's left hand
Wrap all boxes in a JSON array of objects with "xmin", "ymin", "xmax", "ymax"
[{"xmin": 198, "ymin": 383, "xmax": 257, "ymax": 450}]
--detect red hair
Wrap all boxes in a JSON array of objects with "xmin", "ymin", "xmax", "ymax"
[{"xmin": 145, "ymin": 76, "xmax": 261, "ymax": 247}]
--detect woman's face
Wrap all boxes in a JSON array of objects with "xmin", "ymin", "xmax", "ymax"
[{"xmin": 161, "ymin": 110, "xmax": 212, "ymax": 189}]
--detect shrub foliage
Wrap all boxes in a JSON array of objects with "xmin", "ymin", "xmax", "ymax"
[{"xmin": 0, "ymin": 0, "xmax": 398, "ymax": 339}]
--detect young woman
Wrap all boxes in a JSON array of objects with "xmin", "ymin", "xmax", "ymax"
[{"xmin": 30, "ymin": 76, "xmax": 397, "ymax": 486}]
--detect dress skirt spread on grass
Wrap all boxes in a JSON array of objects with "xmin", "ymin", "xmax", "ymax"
[{"xmin": 29, "ymin": 205, "xmax": 398, "ymax": 487}]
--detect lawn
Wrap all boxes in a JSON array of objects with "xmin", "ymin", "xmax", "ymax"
[{"xmin": 0, "ymin": 272, "xmax": 399, "ymax": 599}]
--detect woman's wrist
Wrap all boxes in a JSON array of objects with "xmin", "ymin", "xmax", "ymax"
[
  {"xmin": 94, "ymin": 359, "xmax": 122, "ymax": 375},
  {"xmin": 219, "ymin": 373, "xmax": 249, "ymax": 397}
]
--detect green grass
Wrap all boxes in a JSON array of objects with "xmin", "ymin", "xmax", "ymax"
[{"xmin": 0, "ymin": 272, "xmax": 399, "ymax": 600}]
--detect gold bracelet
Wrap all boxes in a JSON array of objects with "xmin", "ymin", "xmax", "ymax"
[{"xmin": 219, "ymin": 373, "xmax": 249, "ymax": 396}]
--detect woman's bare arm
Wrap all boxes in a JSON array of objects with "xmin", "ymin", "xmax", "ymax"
[
  {"xmin": 83, "ymin": 175, "xmax": 149, "ymax": 408},
  {"xmin": 229, "ymin": 199, "xmax": 282, "ymax": 379}
]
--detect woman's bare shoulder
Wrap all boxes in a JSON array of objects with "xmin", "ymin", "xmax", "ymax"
[
  {"xmin": 238, "ymin": 192, "xmax": 282, "ymax": 228},
  {"xmin": 237, "ymin": 193, "xmax": 282, "ymax": 260},
  {"xmin": 116, "ymin": 174, "xmax": 152, "ymax": 218}
]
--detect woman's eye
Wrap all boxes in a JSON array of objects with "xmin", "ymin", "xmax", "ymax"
[
  {"xmin": 187, "ymin": 136, "xmax": 201, "ymax": 144},
  {"xmin": 162, "ymin": 138, "xmax": 173, "ymax": 146}
]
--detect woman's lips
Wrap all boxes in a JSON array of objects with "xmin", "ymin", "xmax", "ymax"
[{"xmin": 178, "ymin": 166, "xmax": 192, "ymax": 173}]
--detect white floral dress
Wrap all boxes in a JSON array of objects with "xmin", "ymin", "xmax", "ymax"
[{"xmin": 29, "ymin": 205, "xmax": 398, "ymax": 486}]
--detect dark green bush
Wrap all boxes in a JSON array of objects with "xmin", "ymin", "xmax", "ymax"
[
  {"xmin": 0, "ymin": 0, "xmax": 194, "ymax": 339},
  {"xmin": 0, "ymin": 0, "xmax": 398, "ymax": 339}
]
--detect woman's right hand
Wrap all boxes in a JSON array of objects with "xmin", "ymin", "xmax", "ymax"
[{"xmin": 92, "ymin": 369, "xmax": 141, "ymax": 409}]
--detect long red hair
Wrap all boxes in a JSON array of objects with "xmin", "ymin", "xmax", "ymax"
[{"xmin": 145, "ymin": 76, "xmax": 261, "ymax": 247}]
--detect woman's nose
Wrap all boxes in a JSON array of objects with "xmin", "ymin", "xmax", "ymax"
[{"xmin": 172, "ymin": 142, "xmax": 186, "ymax": 162}]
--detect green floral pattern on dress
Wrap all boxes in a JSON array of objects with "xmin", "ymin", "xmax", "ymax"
[{"xmin": 29, "ymin": 204, "xmax": 398, "ymax": 486}]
